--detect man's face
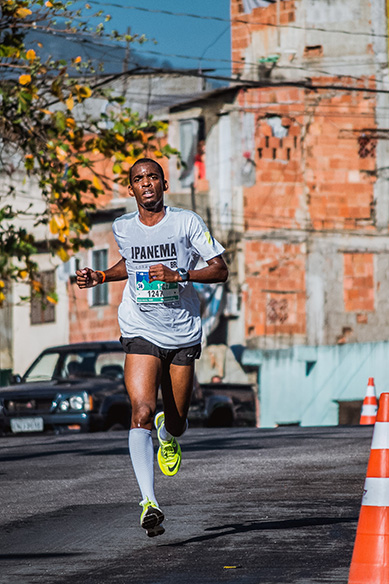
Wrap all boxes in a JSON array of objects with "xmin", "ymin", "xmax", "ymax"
[{"xmin": 128, "ymin": 161, "xmax": 167, "ymax": 211}]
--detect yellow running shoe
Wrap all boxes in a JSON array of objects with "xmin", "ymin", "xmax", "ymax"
[
  {"xmin": 140, "ymin": 498, "xmax": 164, "ymax": 537},
  {"xmin": 154, "ymin": 412, "xmax": 182, "ymax": 476}
]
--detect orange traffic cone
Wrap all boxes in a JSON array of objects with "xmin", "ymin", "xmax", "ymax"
[
  {"xmin": 348, "ymin": 392, "xmax": 389, "ymax": 583},
  {"xmin": 360, "ymin": 377, "xmax": 378, "ymax": 425}
]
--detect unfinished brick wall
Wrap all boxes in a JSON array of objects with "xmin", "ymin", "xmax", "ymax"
[
  {"xmin": 343, "ymin": 253, "xmax": 375, "ymax": 313},
  {"xmin": 229, "ymin": 0, "xmax": 382, "ymax": 346},
  {"xmin": 241, "ymin": 87, "xmax": 306, "ymax": 343},
  {"xmin": 245, "ymin": 240, "xmax": 306, "ymax": 341},
  {"xmin": 242, "ymin": 87, "xmax": 305, "ymax": 232},
  {"xmin": 231, "ymin": 0, "xmax": 296, "ymax": 77},
  {"xmin": 304, "ymin": 80, "xmax": 377, "ymax": 231},
  {"xmin": 239, "ymin": 79, "xmax": 377, "ymax": 346}
]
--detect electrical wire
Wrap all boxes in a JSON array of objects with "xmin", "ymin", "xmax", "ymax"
[
  {"xmin": 192, "ymin": 206, "xmax": 384, "ymax": 238},
  {"xmin": 32, "ymin": 27, "xmax": 388, "ymax": 81},
  {"xmin": 198, "ymin": 24, "xmax": 231, "ymax": 71},
  {"xmin": 21, "ymin": 27, "xmax": 389, "ymax": 94},
  {"xmin": 85, "ymin": 1, "xmax": 389, "ymax": 40}
]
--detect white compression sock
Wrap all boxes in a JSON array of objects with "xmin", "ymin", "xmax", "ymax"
[{"xmin": 128, "ymin": 428, "xmax": 158, "ymax": 505}]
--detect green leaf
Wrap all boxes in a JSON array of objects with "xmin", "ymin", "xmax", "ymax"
[{"xmin": 54, "ymin": 111, "xmax": 66, "ymax": 132}]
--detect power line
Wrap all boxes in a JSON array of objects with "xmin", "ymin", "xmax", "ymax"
[
  {"xmin": 49, "ymin": 38, "xmax": 387, "ymax": 99},
  {"xmin": 60, "ymin": 36, "xmax": 389, "ymax": 93},
  {"xmin": 131, "ymin": 65, "xmax": 389, "ymax": 97},
  {"xmin": 86, "ymin": 0, "xmax": 389, "ymax": 40},
  {"xmin": 27, "ymin": 28, "xmax": 389, "ymax": 92},
  {"xmin": 96, "ymin": 68, "xmax": 389, "ymax": 104},
  {"xmin": 133, "ymin": 46, "xmax": 389, "ymax": 86},
  {"xmin": 194, "ymin": 206, "xmax": 383, "ymax": 238},
  {"xmin": 38, "ymin": 21, "xmax": 389, "ymax": 83},
  {"xmin": 6, "ymin": 34, "xmax": 389, "ymax": 121},
  {"xmin": 198, "ymin": 24, "xmax": 231, "ymax": 71}
]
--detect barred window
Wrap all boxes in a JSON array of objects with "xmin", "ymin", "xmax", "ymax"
[
  {"xmin": 92, "ymin": 249, "xmax": 108, "ymax": 306},
  {"xmin": 30, "ymin": 270, "xmax": 56, "ymax": 325}
]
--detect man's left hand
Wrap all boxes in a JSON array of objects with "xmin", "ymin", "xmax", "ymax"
[{"xmin": 149, "ymin": 264, "xmax": 180, "ymax": 283}]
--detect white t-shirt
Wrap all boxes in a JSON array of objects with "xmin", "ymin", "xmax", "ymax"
[{"xmin": 112, "ymin": 206, "xmax": 225, "ymax": 349}]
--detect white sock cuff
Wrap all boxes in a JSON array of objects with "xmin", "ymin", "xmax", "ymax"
[{"xmin": 129, "ymin": 427, "xmax": 152, "ymax": 438}]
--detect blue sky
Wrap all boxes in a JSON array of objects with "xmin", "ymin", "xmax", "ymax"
[{"xmin": 85, "ymin": 1, "xmax": 232, "ymax": 79}]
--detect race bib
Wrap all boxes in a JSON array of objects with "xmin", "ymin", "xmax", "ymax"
[{"xmin": 135, "ymin": 271, "xmax": 179, "ymax": 303}]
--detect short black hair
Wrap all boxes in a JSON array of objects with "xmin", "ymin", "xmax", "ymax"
[{"xmin": 129, "ymin": 158, "xmax": 165, "ymax": 185}]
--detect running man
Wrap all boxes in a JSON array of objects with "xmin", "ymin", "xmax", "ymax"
[{"xmin": 76, "ymin": 158, "xmax": 228, "ymax": 537}]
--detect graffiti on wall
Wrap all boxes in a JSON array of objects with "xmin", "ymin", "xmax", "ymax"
[{"xmin": 266, "ymin": 297, "xmax": 289, "ymax": 324}]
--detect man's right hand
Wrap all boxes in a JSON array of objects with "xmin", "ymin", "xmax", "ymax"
[{"xmin": 75, "ymin": 267, "xmax": 103, "ymax": 289}]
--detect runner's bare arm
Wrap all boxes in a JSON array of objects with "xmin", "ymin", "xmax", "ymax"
[
  {"xmin": 76, "ymin": 257, "xmax": 128, "ymax": 289},
  {"xmin": 149, "ymin": 255, "xmax": 228, "ymax": 284}
]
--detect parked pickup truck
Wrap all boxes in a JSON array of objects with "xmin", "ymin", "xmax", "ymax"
[
  {"xmin": 189, "ymin": 381, "xmax": 257, "ymax": 427},
  {"xmin": 0, "ymin": 341, "xmax": 257, "ymax": 435}
]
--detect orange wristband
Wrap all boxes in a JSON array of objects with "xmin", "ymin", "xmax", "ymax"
[{"xmin": 96, "ymin": 270, "xmax": 106, "ymax": 283}]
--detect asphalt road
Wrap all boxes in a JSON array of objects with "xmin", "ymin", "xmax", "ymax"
[{"xmin": 0, "ymin": 425, "xmax": 374, "ymax": 584}]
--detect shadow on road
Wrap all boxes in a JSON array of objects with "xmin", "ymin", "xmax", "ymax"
[
  {"xmin": 0, "ymin": 552, "xmax": 84, "ymax": 560},
  {"xmin": 162, "ymin": 515, "xmax": 358, "ymax": 547}
]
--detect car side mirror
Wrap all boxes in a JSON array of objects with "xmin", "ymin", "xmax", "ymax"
[{"xmin": 11, "ymin": 374, "xmax": 22, "ymax": 384}]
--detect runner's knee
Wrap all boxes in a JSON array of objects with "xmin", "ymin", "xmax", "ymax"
[{"xmin": 131, "ymin": 403, "xmax": 155, "ymax": 428}]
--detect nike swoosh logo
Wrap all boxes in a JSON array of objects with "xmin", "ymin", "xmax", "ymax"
[{"xmin": 168, "ymin": 459, "xmax": 179, "ymax": 472}]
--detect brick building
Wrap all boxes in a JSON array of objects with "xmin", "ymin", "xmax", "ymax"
[{"xmin": 229, "ymin": 0, "xmax": 389, "ymax": 350}]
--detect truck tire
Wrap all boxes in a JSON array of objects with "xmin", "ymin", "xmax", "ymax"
[
  {"xmin": 105, "ymin": 404, "xmax": 131, "ymax": 431},
  {"xmin": 207, "ymin": 407, "xmax": 233, "ymax": 427}
]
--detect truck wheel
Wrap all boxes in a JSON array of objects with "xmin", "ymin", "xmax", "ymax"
[
  {"xmin": 207, "ymin": 407, "xmax": 233, "ymax": 427},
  {"xmin": 105, "ymin": 405, "xmax": 131, "ymax": 431}
]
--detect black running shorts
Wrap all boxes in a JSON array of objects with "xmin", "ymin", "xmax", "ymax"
[{"xmin": 120, "ymin": 336, "xmax": 201, "ymax": 366}]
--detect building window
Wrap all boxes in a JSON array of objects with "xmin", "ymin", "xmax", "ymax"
[
  {"xmin": 179, "ymin": 117, "xmax": 205, "ymax": 188},
  {"xmin": 31, "ymin": 270, "xmax": 56, "ymax": 325},
  {"xmin": 92, "ymin": 249, "xmax": 108, "ymax": 306}
]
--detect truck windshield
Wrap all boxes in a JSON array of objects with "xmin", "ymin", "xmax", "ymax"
[
  {"xmin": 23, "ymin": 350, "xmax": 124, "ymax": 382},
  {"xmin": 23, "ymin": 352, "xmax": 60, "ymax": 382}
]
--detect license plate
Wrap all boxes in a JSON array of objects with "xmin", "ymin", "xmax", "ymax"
[{"xmin": 10, "ymin": 417, "xmax": 44, "ymax": 433}]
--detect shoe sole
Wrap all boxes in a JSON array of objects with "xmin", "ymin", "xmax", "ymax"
[
  {"xmin": 146, "ymin": 524, "xmax": 165, "ymax": 538},
  {"xmin": 141, "ymin": 506, "xmax": 165, "ymax": 531}
]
